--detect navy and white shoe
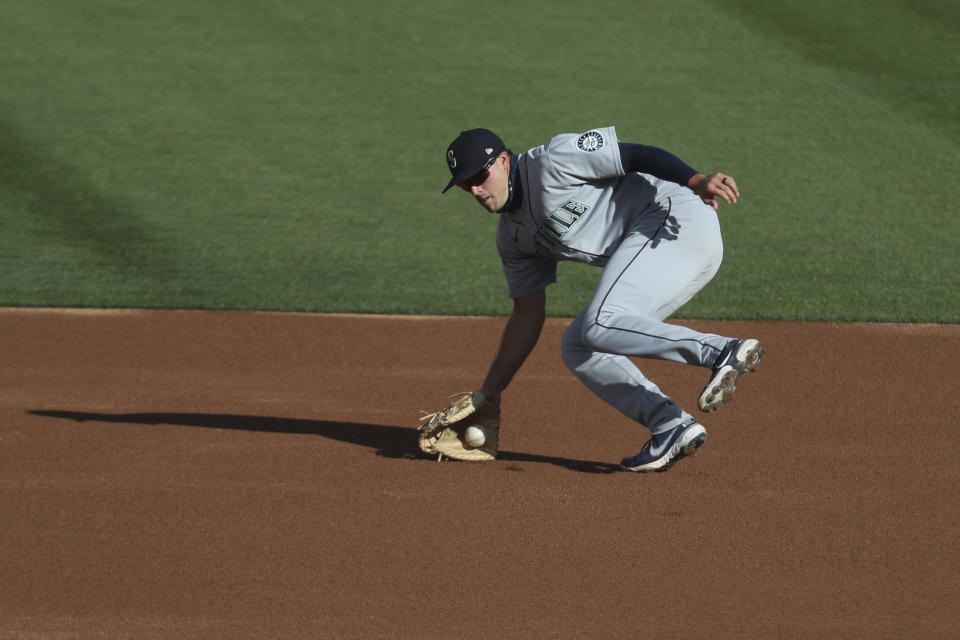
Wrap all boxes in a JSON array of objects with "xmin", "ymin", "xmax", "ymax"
[
  {"xmin": 697, "ymin": 338, "xmax": 763, "ymax": 412},
  {"xmin": 620, "ymin": 420, "xmax": 707, "ymax": 473}
]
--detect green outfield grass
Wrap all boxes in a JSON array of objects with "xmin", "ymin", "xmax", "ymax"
[{"xmin": 1, "ymin": 0, "xmax": 957, "ymax": 321}]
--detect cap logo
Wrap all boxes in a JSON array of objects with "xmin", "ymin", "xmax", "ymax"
[
  {"xmin": 485, "ymin": 148, "xmax": 494, "ymax": 155},
  {"xmin": 577, "ymin": 131, "xmax": 604, "ymax": 152},
  {"xmin": 447, "ymin": 149, "xmax": 457, "ymax": 169}
]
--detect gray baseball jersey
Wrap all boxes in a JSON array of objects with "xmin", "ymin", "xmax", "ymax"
[{"xmin": 496, "ymin": 125, "xmax": 691, "ymax": 299}]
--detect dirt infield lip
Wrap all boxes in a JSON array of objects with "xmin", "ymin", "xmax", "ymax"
[{"xmin": 3, "ymin": 305, "xmax": 958, "ymax": 330}]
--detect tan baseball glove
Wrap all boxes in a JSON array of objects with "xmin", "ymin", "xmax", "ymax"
[{"xmin": 418, "ymin": 390, "xmax": 500, "ymax": 461}]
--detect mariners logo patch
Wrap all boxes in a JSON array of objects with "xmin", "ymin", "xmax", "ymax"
[
  {"xmin": 447, "ymin": 149, "xmax": 457, "ymax": 169},
  {"xmin": 577, "ymin": 131, "xmax": 604, "ymax": 152}
]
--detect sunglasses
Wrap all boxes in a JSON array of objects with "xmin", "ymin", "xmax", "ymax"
[{"xmin": 457, "ymin": 155, "xmax": 500, "ymax": 190}]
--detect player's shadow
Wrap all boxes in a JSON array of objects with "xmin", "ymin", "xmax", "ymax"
[{"xmin": 28, "ymin": 410, "xmax": 621, "ymax": 474}]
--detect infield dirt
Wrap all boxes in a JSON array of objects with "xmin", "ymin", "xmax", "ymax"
[{"xmin": 1, "ymin": 309, "xmax": 957, "ymax": 639}]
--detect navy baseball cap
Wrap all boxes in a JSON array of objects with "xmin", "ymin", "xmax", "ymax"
[{"xmin": 442, "ymin": 128, "xmax": 506, "ymax": 193}]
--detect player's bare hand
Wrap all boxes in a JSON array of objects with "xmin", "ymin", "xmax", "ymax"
[{"xmin": 688, "ymin": 172, "xmax": 739, "ymax": 210}]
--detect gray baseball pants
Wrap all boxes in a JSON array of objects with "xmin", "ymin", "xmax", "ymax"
[{"xmin": 561, "ymin": 193, "xmax": 731, "ymax": 434}]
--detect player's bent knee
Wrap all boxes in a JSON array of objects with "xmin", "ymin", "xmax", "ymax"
[
  {"xmin": 580, "ymin": 318, "xmax": 610, "ymax": 353},
  {"xmin": 561, "ymin": 326, "xmax": 591, "ymax": 372}
]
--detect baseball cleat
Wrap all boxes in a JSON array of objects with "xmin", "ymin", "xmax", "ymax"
[
  {"xmin": 620, "ymin": 420, "xmax": 707, "ymax": 473},
  {"xmin": 697, "ymin": 338, "xmax": 763, "ymax": 412}
]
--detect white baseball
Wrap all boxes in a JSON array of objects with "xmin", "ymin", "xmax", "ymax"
[{"xmin": 463, "ymin": 425, "xmax": 486, "ymax": 448}]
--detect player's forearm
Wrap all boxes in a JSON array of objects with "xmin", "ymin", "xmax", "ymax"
[
  {"xmin": 618, "ymin": 142, "xmax": 698, "ymax": 186},
  {"xmin": 481, "ymin": 293, "xmax": 546, "ymax": 406}
]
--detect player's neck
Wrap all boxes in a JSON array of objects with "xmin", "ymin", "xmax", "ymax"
[{"xmin": 498, "ymin": 154, "xmax": 523, "ymax": 213}]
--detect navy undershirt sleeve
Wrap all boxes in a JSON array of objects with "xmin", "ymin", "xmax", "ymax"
[{"xmin": 618, "ymin": 142, "xmax": 698, "ymax": 187}]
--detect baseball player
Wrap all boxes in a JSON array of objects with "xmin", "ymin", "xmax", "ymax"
[{"xmin": 438, "ymin": 126, "xmax": 763, "ymax": 472}]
